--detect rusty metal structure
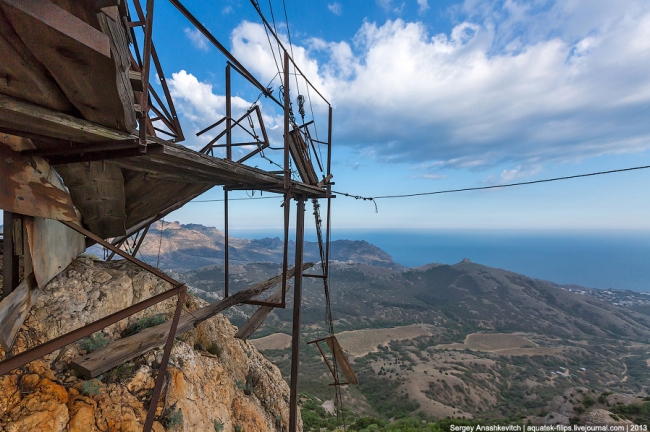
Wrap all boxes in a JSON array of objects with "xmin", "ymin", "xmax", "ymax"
[{"xmin": 0, "ymin": 1, "xmax": 340, "ymax": 430}]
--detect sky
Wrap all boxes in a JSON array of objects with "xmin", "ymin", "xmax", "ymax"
[{"xmin": 140, "ymin": 0, "xmax": 650, "ymax": 231}]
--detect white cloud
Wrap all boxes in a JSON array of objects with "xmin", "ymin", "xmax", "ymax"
[
  {"xmin": 328, "ymin": 2, "xmax": 342, "ymax": 15},
  {"xmin": 183, "ymin": 28, "xmax": 209, "ymax": 51},
  {"xmin": 171, "ymin": 1, "xmax": 650, "ymax": 173},
  {"xmin": 417, "ymin": 0, "xmax": 429, "ymax": 14}
]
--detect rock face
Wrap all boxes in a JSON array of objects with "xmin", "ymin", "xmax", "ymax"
[{"xmin": 0, "ymin": 257, "xmax": 299, "ymax": 431}]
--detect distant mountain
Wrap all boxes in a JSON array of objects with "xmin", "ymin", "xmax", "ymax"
[{"xmin": 111, "ymin": 222, "xmax": 402, "ymax": 272}]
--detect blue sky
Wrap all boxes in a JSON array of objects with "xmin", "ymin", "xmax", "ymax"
[{"xmin": 144, "ymin": 0, "xmax": 650, "ymax": 231}]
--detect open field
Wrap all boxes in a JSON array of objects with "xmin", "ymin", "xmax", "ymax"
[
  {"xmin": 336, "ymin": 324, "xmax": 433, "ymax": 357},
  {"xmin": 435, "ymin": 332, "xmax": 561, "ymax": 356},
  {"xmin": 250, "ymin": 333, "xmax": 292, "ymax": 351}
]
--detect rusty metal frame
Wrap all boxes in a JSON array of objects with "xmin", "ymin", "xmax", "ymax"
[{"xmin": 130, "ymin": 0, "xmax": 185, "ymax": 144}]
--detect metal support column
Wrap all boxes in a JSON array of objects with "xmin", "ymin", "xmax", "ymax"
[
  {"xmin": 224, "ymin": 64, "xmax": 232, "ymax": 298},
  {"xmin": 289, "ymin": 196, "xmax": 306, "ymax": 432},
  {"xmin": 139, "ymin": 0, "xmax": 155, "ymax": 150},
  {"xmin": 2, "ymin": 212, "xmax": 20, "ymax": 299},
  {"xmin": 281, "ymin": 50, "xmax": 291, "ymax": 305}
]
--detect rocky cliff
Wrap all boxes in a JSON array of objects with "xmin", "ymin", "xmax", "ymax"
[{"xmin": 0, "ymin": 256, "xmax": 299, "ymax": 431}]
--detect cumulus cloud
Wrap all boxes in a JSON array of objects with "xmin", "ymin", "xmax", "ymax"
[
  {"xmin": 328, "ymin": 2, "xmax": 342, "ymax": 15},
  {"xmin": 172, "ymin": 0, "xmax": 650, "ymax": 174},
  {"xmin": 183, "ymin": 28, "xmax": 209, "ymax": 51}
]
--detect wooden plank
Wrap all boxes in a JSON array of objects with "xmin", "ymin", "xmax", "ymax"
[
  {"xmin": 1, "ymin": 1, "xmax": 137, "ymax": 132},
  {"xmin": 70, "ymin": 263, "xmax": 314, "ymax": 378},
  {"xmin": 326, "ymin": 336, "xmax": 359, "ymax": 385},
  {"xmin": 288, "ymin": 129, "xmax": 318, "ymax": 185},
  {"xmin": 24, "ymin": 217, "xmax": 85, "ymax": 288},
  {"xmin": 235, "ymin": 282, "xmax": 291, "ymax": 341},
  {"xmin": 0, "ymin": 273, "xmax": 37, "ymax": 352},
  {"xmin": 0, "ymin": 9, "xmax": 73, "ymax": 113},
  {"xmin": 2, "ymin": 0, "xmax": 111, "ymax": 57},
  {"xmin": 0, "ymin": 93, "xmax": 137, "ymax": 143},
  {"xmin": 0, "ymin": 144, "xmax": 80, "ymax": 222},
  {"xmin": 56, "ymin": 161, "xmax": 127, "ymax": 238}
]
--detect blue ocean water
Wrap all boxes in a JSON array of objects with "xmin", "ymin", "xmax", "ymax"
[{"xmin": 231, "ymin": 228, "xmax": 650, "ymax": 292}]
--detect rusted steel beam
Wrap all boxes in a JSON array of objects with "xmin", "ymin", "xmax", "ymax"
[
  {"xmin": 236, "ymin": 106, "xmax": 271, "ymax": 164},
  {"xmin": 150, "ymin": 44, "xmax": 183, "ymax": 142},
  {"xmin": 61, "ymin": 221, "xmax": 179, "ymax": 286},
  {"xmin": 281, "ymin": 192, "xmax": 290, "ymax": 308},
  {"xmin": 289, "ymin": 196, "xmax": 306, "ymax": 432},
  {"xmin": 302, "ymin": 273, "xmax": 327, "ymax": 279},
  {"xmin": 130, "ymin": 223, "xmax": 151, "ymax": 257},
  {"xmin": 196, "ymin": 116, "xmax": 227, "ymax": 138},
  {"xmin": 200, "ymin": 106, "xmax": 257, "ymax": 154},
  {"xmin": 325, "ymin": 106, "xmax": 333, "ymax": 278},
  {"xmin": 224, "ymin": 187, "xmax": 229, "ymax": 298},
  {"xmin": 143, "ymin": 286, "xmax": 186, "ymax": 432},
  {"xmin": 0, "ymin": 283, "xmax": 184, "ymax": 376},
  {"xmin": 247, "ymin": 1, "xmax": 330, "ymax": 107},
  {"xmin": 138, "ymin": 0, "xmax": 154, "ymax": 149},
  {"xmin": 168, "ymin": 0, "xmax": 273, "ymax": 101}
]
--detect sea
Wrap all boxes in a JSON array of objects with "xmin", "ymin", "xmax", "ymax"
[{"xmin": 230, "ymin": 229, "xmax": 650, "ymax": 292}]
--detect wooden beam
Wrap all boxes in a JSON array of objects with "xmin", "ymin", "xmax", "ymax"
[
  {"xmin": 0, "ymin": 145, "xmax": 80, "ymax": 222},
  {"xmin": 2, "ymin": 212, "xmax": 20, "ymax": 299},
  {"xmin": 326, "ymin": 336, "xmax": 359, "ymax": 385},
  {"xmin": 1, "ymin": 0, "xmax": 111, "ymax": 57},
  {"xmin": 1, "ymin": 1, "xmax": 137, "ymax": 132},
  {"xmin": 56, "ymin": 161, "xmax": 127, "ymax": 238},
  {"xmin": 0, "ymin": 9, "xmax": 74, "ymax": 113},
  {"xmin": 69, "ymin": 263, "xmax": 314, "ymax": 378},
  {"xmin": 235, "ymin": 280, "xmax": 292, "ymax": 341},
  {"xmin": 25, "ymin": 218, "xmax": 85, "ymax": 288},
  {"xmin": 0, "ymin": 273, "xmax": 36, "ymax": 352},
  {"xmin": 0, "ymin": 93, "xmax": 137, "ymax": 143}
]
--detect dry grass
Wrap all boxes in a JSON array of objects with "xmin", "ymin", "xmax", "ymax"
[
  {"xmin": 435, "ymin": 332, "xmax": 561, "ymax": 356},
  {"xmin": 249, "ymin": 333, "xmax": 292, "ymax": 351},
  {"xmin": 336, "ymin": 324, "xmax": 433, "ymax": 357}
]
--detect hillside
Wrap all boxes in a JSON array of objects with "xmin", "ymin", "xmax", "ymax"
[
  {"xmin": 0, "ymin": 257, "xmax": 297, "ymax": 431},
  {"xmin": 169, "ymin": 227, "xmax": 650, "ymax": 422},
  {"xmin": 92, "ymin": 223, "xmax": 650, "ymax": 422}
]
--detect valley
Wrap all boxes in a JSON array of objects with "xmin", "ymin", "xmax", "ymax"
[{"xmin": 102, "ymin": 222, "xmax": 650, "ymax": 425}]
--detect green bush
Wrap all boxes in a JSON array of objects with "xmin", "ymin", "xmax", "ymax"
[
  {"xmin": 161, "ymin": 404, "xmax": 183, "ymax": 428},
  {"xmin": 123, "ymin": 314, "xmax": 166, "ymax": 337},
  {"xmin": 102, "ymin": 362, "xmax": 136, "ymax": 385},
  {"xmin": 81, "ymin": 377, "xmax": 105, "ymax": 396},
  {"xmin": 213, "ymin": 420, "xmax": 224, "ymax": 431},
  {"xmin": 79, "ymin": 332, "xmax": 111, "ymax": 353},
  {"xmin": 207, "ymin": 343, "xmax": 222, "ymax": 356}
]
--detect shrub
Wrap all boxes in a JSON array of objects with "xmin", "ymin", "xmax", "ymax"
[
  {"xmin": 161, "ymin": 404, "xmax": 183, "ymax": 428},
  {"xmin": 213, "ymin": 420, "xmax": 224, "ymax": 432},
  {"xmin": 102, "ymin": 362, "xmax": 136, "ymax": 385},
  {"xmin": 81, "ymin": 377, "xmax": 105, "ymax": 396},
  {"xmin": 123, "ymin": 314, "xmax": 166, "ymax": 337},
  {"xmin": 207, "ymin": 343, "xmax": 222, "ymax": 356},
  {"xmin": 79, "ymin": 332, "xmax": 111, "ymax": 353}
]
